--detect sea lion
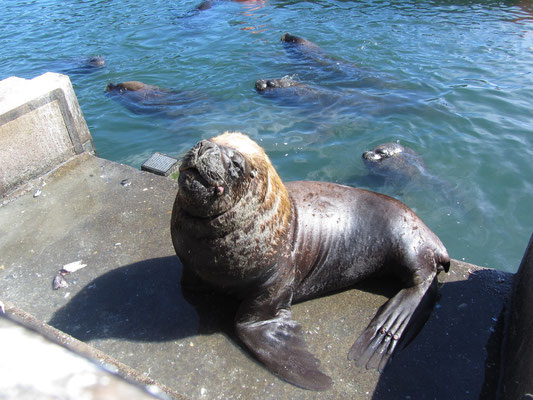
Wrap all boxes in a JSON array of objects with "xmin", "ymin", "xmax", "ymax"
[
  {"xmin": 255, "ymin": 77, "xmax": 305, "ymax": 92},
  {"xmin": 85, "ymin": 56, "xmax": 105, "ymax": 68},
  {"xmin": 105, "ymin": 80, "xmax": 167, "ymax": 94},
  {"xmin": 254, "ymin": 76, "xmax": 414, "ymax": 114},
  {"xmin": 281, "ymin": 32, "xmax": 323, "ymax": 52},
  {"xmin": 105, "ymin": 81, "xmax": 211, "ymax": 117},
  {"xmin": 171, "ymin": 132, "xmax": 450, "ymax": 391},
  {"xmin": 280, "ymin": 32, "xmax": 382, "ymax": 87},
  {"xmin": 254, "ymin": 77, "xmax": 334, "ymax": 107},
  {"xmin": 362, "ymin": 142, "xmax": 428, "ymax": 183},
  {"xmin": 50, "ymin": 55, "xmax": 105, "ymax": 76}
]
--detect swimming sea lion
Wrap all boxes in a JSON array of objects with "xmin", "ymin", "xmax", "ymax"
[
  {"xmin": 86, "ymin": 56, "xmax": 105, "ymax": 68},
  {"xmin": 105, "ymin": 80, "xmax": 167, "ymax": 94},
  {"xmin": 362, "ymin": 142, "xmax": 427, "ymax": 183},
  {"xmin": 281, "ymin": 32, "xmax": 385, "ymax": 88},
  {"xmin": 50, "ymin": 55, "xmax": 105, "ymax": 76},
  {"xmin": 254, "ymin": 77, "xmax": 332, "ymax": 106},
  {"xmin": 171, "ymin": 132, "xmax": 450, "ymax": 391},
  {"xmin": 281, "ymin": 32, "xmax": 322, "ymax": 51},
  {"xmin": 105, "ymin": 81, "xmax": 211, "ymax": 117},
  {"xmin": 255, "ymin": 77, "xmax": 305, "ymax": 91}
]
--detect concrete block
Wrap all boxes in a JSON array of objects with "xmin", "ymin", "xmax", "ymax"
[
  {"xmin": 0, "ymin": 307, "xmax": 174, "ymax": 400},
  {"xmin": 498, "ymin": 234, "xmax": 533, "ymax": 399},
  {"xmin": 0, "ymin": 72, "xmax": 95, "ymax": 198}
]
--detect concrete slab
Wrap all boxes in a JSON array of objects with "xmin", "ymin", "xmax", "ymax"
[
  {"xmin": 0, "ymin": 311, "xmax": 171, "ymax": 400},
  {"xmin": 0, "ymin": 152, "xmax": 513, "ymax": 399},
  {"xmin": 0, "ymin": 73, "xmax": 94, "ymax": 197}
]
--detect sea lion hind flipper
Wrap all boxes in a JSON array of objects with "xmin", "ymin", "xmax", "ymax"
[
  {"xmin": 348, "ymin": 275, "xmax": 439, "ymax": 371},
  {"xmin": 236, "ymin": 294, "xmax": 333, "ymax": 391}
]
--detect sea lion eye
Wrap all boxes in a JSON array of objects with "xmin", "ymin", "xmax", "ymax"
[
  {"xmin": 230, "ymin": 154, "xmax": 246, "ymax": 177},
  {"xmin": 232, "ymin": 160, "xmax": 242, "ymax": 171}
]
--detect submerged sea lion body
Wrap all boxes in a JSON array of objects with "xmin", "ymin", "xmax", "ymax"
[
  {"xmin": 171, "ymin": 132, "xmax": 449, "ymax": 390},
  {"xmin": 50, "ymin": 55, "xmax": 106, "ymax": 76},
  {"xmin": 254, "ymin": 77, "xmax": 339, "ymax": 107},
  {"xmin": 281, "ymin": 32, "xmax": 382, "ymax": 87},
  {"xmin": 254, "ymin": 76, "xmax": 421, "ymax": 115},
  {"xmin": 105, "ymin": 80, "xmax": 210, "ymax": 117},
  {"xmin": 362, "ymin": 142, "xmax": 428, "ymax": 184}
]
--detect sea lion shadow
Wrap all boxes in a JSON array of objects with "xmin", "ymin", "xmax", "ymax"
[
  {"xmin": 48, "ymin": 256, "xmax": 237, "ymax": 343},
  {"xmin": 372, "ymin": 269, "xmax": 510, "ymax": 400}
]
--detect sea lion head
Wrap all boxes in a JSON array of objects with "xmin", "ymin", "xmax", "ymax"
[
  {"xmin": 362, "ymin": 142, "xmax": 406, "ymax": 164},
  {"xmin": 87, "ymin": 56, "xmax": 105, "ymax": 67},
  {"xmin": 105, "ymin": 81, "xmax": 148, "ymax": 93},
  {"xmin": 362, "ymin": 142, "xmax": 426, "ymax": 179},
  {"xmin": 255, "ymin": 77, "xmax": 302, "ymax": 92},
  {"xmin": 177, "ymin": 132, "xmax": 288, "ymax": 222},
  {"xmin": 281, "ymin": 32, "xmax": 315, "ymax": 47}
]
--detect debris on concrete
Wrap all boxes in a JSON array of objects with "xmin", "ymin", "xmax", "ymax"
[
  {"xmin": 53, "ymin": 261, "xmax": 87, "ymax": 290},
  {"xmin": 52, "ymin": 273, "xmax": 69, "ymax": 290},
  {"xmin": 62, "ymin": 260, "xmax": 87, "ymax": 274}
]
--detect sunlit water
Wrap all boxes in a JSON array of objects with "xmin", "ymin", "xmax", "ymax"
[{"xmin": 1, "ymin": 0, "xmax": 532, "ymax": 272}]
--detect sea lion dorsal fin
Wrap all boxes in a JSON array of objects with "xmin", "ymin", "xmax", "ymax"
[{"xmin": 235, "ymin": 289, "xmax": 332, "ymax": 391}]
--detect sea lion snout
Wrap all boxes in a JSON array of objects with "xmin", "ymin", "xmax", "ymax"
[
  {"xmin": 255, "ymin": 79, "xmax": 268, "ymax": 92},
  {"xmin": 177, "ymin": 137, "xmax": 255, "ymax": 219},
  {"xmin": 255, "ymin": 78, "xmax": 301, "ymax": 93},
  {"xmin": 193, "ymin": 139, "xmax": 219, "ymax": 158},
  {"xmin": 362, "ymin": 143, "xmax": 405, "ymax": 164},
  {"xmin": 181, "ymin": 140, "xmax": 225, "ymax": 186},
  {"xmin": 362, "ymin": 150, "xmax": 381, "ymax": 162}
]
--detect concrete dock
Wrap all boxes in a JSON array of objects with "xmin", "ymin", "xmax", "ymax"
[{"xmin": 0, "ymin": 73, "xmax": 530, "ymax": 399}]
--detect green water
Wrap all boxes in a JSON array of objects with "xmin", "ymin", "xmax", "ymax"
[{"xmin": 1, "ymin": 0, "xmax": 532, "ymax": 272}]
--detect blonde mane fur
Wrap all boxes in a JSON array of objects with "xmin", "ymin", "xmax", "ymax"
[{"xmin": 210, "ymin": 132, "xmax": 292, "ymax": 241}]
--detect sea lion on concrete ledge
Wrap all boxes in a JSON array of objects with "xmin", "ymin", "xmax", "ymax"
[{"xmin": 170, "ymin": 132, "xmax": 450, "ymax": 391}]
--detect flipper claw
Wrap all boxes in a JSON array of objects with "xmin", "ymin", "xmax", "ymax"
[{"xmin": 348, "ymin": 276, "xmax": 439, "ymax": 371}]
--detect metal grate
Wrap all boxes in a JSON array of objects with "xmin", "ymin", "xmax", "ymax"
[{"xmin": 141, "ymin": 152, "xmax": 178, "ymax": 176}]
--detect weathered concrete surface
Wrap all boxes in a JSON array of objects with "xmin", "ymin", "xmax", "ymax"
[
  {"xmin": 0, "ymin": 73, "xmax": 94, "ymax": 198},
  {"xmin": 0, "ymin": 152, "xmax": 515, "ymax": 400},
  {"xmin": 0, "ymin": 310, "xmax": 172, "ymax": 400},
  {"xmin": 497, "ymin": 234, "xmax": 533, "ymax": 399}
]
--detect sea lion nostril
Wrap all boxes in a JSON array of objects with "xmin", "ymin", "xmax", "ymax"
[{"xmin": 196, "ymin": 140, "xmax": 216, "ymax": 156}]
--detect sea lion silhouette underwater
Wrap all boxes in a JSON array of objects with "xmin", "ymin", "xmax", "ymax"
[
  {"xmin": 255, "ymin": 33, "xmax": 426, "ymax": 113},
  {"xmin": 254, "ymin": 76, "xmax": 340, "ymax": 107},
  {"xmin": 105, "ymin": 80, "xmax": 212, "ymax": 118},
  {"xmin": 280, "ymin": 32, "xmax": 385, "ymax": 86},
  {"xmin": 45, "ymin": 55, "xmax": 105, "ymax": 76},
  {"xmin": 254, "ymin": 74, "xmax": 424, "ymax": 115},
  {"xmin": 362, "ymin": 142, "xmax": 429, "ymax": 185},
  {"xmin": 180, "ymin": 0, "xmax": 261, "ymax": 18},
  {"xmin": 171, "ymin": 132, "xmax": 450, "ymax": 390},
  {"xmin": 360, "ymin": 142, "xmax": 480, "ymax": 228}
]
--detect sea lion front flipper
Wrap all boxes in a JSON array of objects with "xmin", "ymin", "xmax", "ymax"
[
  {"xmin": 348, "ymin": 275, "xmax": 439, "ymax": 371},
  {"xmin": 235, "ymin": 287, "xmax": 333, "ymax": 391}
]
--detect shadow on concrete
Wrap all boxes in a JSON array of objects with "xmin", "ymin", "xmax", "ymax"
[
  {"xmin": 372, "ymin": 268, "xmax": 510, "ymax": 400},
  {"xmin": 48, "ymin": 258, "xmax": 510, "ymax": 399},
  {"xmin": 48, "ymin": 256, "xmax": 238, "ymax": 343}
]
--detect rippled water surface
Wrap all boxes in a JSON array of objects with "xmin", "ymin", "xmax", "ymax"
[{"xmin": 1, "ymin": 0, "xmax": 532, "ymax": 272}]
